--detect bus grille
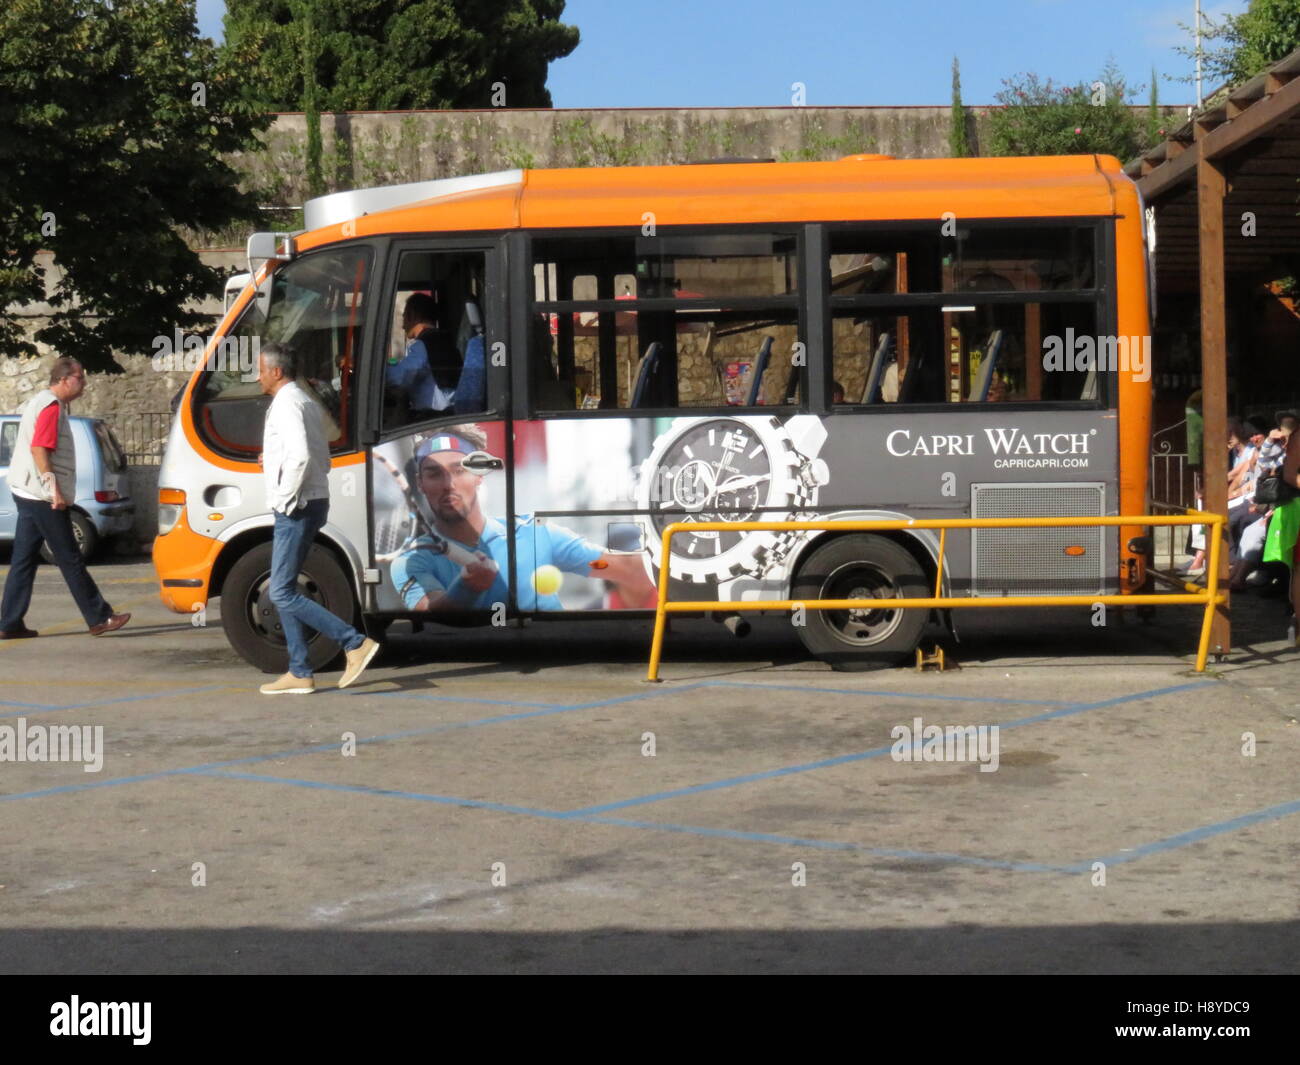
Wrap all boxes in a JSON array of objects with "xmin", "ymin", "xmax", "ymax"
[{"xmin": 970, "ymin": 482, "xmax": 1106, "ymax": 596}]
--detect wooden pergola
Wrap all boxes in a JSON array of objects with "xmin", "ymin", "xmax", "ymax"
[{"xmin": 1126, "ymin": 45, "xmax": 1300, "ymax": 655}]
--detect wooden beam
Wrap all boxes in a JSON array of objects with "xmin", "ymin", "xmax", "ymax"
[
  {"xmin": 1198, "ymin": 154, "xmax": 1231, "ymax": 655},
  {"xmin": 1138, "ymin": 147, "xmax": 1197, "ymax": 200},
  {"xmin": 1203, "ymin": 72, "xmax": 1300, "ymax": 161}
]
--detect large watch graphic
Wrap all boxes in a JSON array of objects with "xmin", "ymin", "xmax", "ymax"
[{"xmin": 636, "ymin": 415, "xmax": 830, "ymax": 586}]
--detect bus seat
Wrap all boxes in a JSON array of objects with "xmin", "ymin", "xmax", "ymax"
[
  {"xmin": 464, "ymin": 299, "xmax": 484, "ymax": 337},
  {"xmin": 782, "ymin": 365, "xmax": 800, "ymax": 404},
  {"xmin": 452, "ymin": 334, "xmax": 487, "ymax": 414},
  {"xmin": 631, "ymin": 342, "xmax": 663, "ymax": 408},
  {"xmin": 745, "ymin": 336, "xmax": 775, "ymax": 406},
  {"xmin": 860, "ymin": 331, "xmax": 893, "ymax": 404},
  {"xmin": 1080, "ymin": 367, "xmax": 1098, "ymax": 401},
  {"xmin": 970, "ymin": 329, "xmax": 1004, "ymax": 402}
]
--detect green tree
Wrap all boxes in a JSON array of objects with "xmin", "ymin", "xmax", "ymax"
[
  {"xmin": 224, "ymin": 0, "xmax": 581, "ymax": 112},
  {"xmin": 949, "ymin": 56, "xmax": 969, "ymax": 157},
  {"xmin": 300, "ymin": 1, "xmax": 325, "ymax": 198},
  {"xmin": 0, "ymin": 0, "xmax": 269, "ymax": 370},
  {"xmin": 987, "ymin": 62, "xmax": 1144, "ymax": 161},
  {"xmin": 1179, "ymin": 0, "xmax": 1300, "ymax": 89},
  {"xmin": 1146, "ymin": 66, "xmax": 1164, "ymax": 145}
]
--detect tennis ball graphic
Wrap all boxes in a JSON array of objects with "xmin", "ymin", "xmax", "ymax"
[{"xmin": 532, "ymin": 564, "xmax": 562, "ymax": 596}]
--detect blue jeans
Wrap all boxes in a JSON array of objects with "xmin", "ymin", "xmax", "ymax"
[
  {"xmin": 1, "ymin": 496, "xmax": 112, "ymax": 630},
  {"xmin": 270, "ymin": 498, "xmax": 363, "ymax": 677}
]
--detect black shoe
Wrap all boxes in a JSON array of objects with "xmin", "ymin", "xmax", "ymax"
[{"xmin": 0, "ymin": 626, "xmax": 38, "ymax": 640}]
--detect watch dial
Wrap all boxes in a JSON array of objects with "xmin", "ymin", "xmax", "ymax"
[{"xmin": 649, "ymin": 420, "xmax": 774, "ymax": 558}]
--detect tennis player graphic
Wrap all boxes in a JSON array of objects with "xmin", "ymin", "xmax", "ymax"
[{"xmin": 378, "ymin": 424, "xmax": 656, "ymax": 612}]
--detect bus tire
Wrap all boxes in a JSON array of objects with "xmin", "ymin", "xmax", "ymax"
[
  {"xmin": 791, "ymin": 534, "xmax": 928, "ymax": 671},
  {"xmin": 221, "ymin": 541, "xmax": 356, "ymax": 674}
]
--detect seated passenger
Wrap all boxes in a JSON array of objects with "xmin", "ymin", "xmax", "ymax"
[{"xmin": 386, "ymin": 292, "xmax": 462, "ymax": 422}]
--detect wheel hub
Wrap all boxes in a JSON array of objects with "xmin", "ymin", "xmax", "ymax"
[
  {"xmin": 246, "ymin": 572, "xmax": 328, "ymax": 646},
  {"xmin": 824, "ymin": 564, "xmax": 902, "ymax": 646}
]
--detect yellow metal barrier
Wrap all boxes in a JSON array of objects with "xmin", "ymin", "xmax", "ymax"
[{"xmin": 647, "ymin": 512, "xmax": 1227, "ymax": 680}]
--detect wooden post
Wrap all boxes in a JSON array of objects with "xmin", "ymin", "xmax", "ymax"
[
  {"xmin": 1197, "ymin": 153, "xmax": 1231, "ymax": 655},
  {"xmin": 1024, "ymin": 304, "xmax": 1042, "ymax": 399}
]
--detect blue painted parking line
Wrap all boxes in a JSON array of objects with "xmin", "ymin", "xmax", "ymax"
[
  {"xmin": 0, "ymin": 691, "xmax": 691, "ymax": 803},
  {"xmin": 1069, "ymin": 795, "xmax": 1300, "ymax": 873},
  {"xmin": 573, "ymin": 815, "xmax": 1075, "ymax": 872},
  {"xmin": 703, "ymin": 681, "xmax": 1079, "ymax": 706},
  {"xmin": 562, "ymin": 680, "xmax": 1215, "ymax": 817},
  {"xmin": 0, "ymin": 685, "xmax": 232, "ymax": 718},
  {"xmin": 185, "ymin": 761, "xmax": 1299, "ymax": 877},
  {"xmin": 197, "ymin": 769, "xmax": 569, "ymax": 819}
]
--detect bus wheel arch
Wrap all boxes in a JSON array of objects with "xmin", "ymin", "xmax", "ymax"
[
  {"xmin": 788, "ymin": 531, "xmax": 933, "ymax": 671},
  {"xmin": 216, "ymin": 530, "xmax": 362, "ymax": 674}
]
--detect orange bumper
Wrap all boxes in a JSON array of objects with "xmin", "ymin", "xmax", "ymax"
[{"xmin": 152, "ymin": 512, "xmax": 223, "ymax": 614}]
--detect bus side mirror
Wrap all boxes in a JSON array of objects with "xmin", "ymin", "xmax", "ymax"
[{"xmin": 247, "ymin": 232, "xmax": 295, "ymax": 276}]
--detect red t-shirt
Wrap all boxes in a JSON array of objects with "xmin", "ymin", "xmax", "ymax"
[{"xmin": 31, "ymin": 401, "xmax": 60, "ymax": 450}]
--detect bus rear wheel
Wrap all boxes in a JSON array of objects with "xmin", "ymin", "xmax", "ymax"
[
  {"xmin": 791, "ymin": 534, "xmax": 928, "ymax": 671},
  {"xmin": 221, "ymin": 541, "xmax": 356, "ymax": 674}
]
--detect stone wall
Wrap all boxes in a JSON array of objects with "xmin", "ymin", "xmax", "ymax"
[{"xmin": 240, "ymin": 106, "xmax": 985, "ymax": 206}]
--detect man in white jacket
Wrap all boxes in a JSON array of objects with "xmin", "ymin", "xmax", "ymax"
[{"xmin": 257, "ymin": 343, "xmax": 378, "ymax": 694}]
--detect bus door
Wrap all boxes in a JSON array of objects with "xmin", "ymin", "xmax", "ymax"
[
  {"xmin": 510, "ymin": 230, "xmax": 807, "ymax": 614},
  {"xmin": 366, "ymin": 240, "xmax": 512, "ymax": 620}
]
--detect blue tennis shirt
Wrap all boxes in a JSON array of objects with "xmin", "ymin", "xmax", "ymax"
[{"xmin": 390, "ymin": 514, "xmax": 604, "ymax": 610}]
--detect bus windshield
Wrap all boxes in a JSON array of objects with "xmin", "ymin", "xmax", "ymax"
[{"xmin": 194, "ymin": 246, "xmax": 372, "ymax": 458}]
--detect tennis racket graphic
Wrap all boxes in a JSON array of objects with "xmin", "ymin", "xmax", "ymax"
[{"xmin": 372, "ymin": 449, "xmax": 487, "ymax": 569}]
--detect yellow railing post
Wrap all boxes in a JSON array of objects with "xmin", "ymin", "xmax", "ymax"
[
  {"xmin": 645, "ymin": 512, "xmax": 1229, "ymax": 681},
  {"xmin": 933, "ymin": 528, "xmax": 947, "ymax": 600},
  {"xmin": 1196, "ymin": 513, "xmax": 1227, "ymax": 672}
]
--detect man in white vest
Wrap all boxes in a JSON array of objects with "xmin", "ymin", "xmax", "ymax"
[
  {"xmin": 257, "ymin": 342, "xmax": 379, "ymax": 694},
  {"xmin": 0, "ymin": 358, "xmax": 130, "ymax": 639}
]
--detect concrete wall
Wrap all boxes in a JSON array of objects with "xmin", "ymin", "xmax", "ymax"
[{"xmin": 240, "ymin": 106, "xmax": 985, "ymax": 205}]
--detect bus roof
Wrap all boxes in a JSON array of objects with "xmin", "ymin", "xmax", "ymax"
[{"xmin": 296, "ymin": 154, "xmax": 1132, "ymax": 252}]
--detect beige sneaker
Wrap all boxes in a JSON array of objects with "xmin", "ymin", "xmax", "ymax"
[
  {"xmin": 338, "ymin": 637, "xmax": 380, "ymax": 689},
  {"xmin": 260, "ymin": 672, "xmax": 315, "ymax": 695}
]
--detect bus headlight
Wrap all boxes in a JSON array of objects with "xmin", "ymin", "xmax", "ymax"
[{"xmin": 158, "ymin": 488, "xmax": 186, "ymax": 535}]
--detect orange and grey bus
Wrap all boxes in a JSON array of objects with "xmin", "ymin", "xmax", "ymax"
[{"xmin": 153, "ymin": 154, "xmax": 1153, "ymax": 672}]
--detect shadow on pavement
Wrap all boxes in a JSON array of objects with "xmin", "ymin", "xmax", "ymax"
[{"xmin": 1, "ymin": 921, "xmax": 1294, "ymax": 974}]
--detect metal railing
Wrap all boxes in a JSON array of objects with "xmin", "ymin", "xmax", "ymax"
[
  {"xmin": 102, "ymin": 411, "xmax": 172, "ymax": 465},
  {"xmin": 646, "ymin": 512, "xmax": 1228, "ymax": 681}
]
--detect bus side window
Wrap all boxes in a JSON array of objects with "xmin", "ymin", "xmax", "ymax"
[
  {"xmin": 383, "ymin": 249, "xmax": 489, "ymax": 430},
  {"xmin": 829, "ymin": 222, "xmax": 1104, "ymax": 407},
  {"xmin": 532, "ymin": 233, "xmax": 801, "ymax": 412}
]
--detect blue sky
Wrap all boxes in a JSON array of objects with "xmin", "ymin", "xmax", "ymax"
[{"xmin": 196, "ymin": 0, "xmax": 1246, "ymax": 107}]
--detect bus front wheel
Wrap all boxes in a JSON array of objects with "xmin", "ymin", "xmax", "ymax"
[
  {"xmin": 221, "ymin": 541, "xmax": 357, "ymax": 674},
  {"xmin": 791, "ymin": 534, "xmax": 928, "ymax": 671}
]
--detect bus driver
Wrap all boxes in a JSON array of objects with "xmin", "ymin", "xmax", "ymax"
[{"xmin": 390, "ymin": 426, "xmax": 657, "ymax": 612}]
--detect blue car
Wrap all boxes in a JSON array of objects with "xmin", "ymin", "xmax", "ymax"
[{"xmin": 0, "ymin": 414, "xmax": 135, "ymax": 559}]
